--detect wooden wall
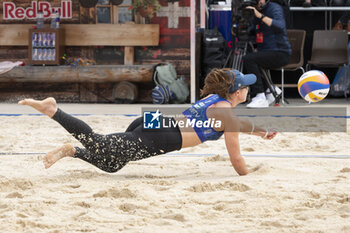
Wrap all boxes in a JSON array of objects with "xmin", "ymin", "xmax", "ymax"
[{"xmin": 0, "ymin": 0, "xmax": 190, "ymax": 103}]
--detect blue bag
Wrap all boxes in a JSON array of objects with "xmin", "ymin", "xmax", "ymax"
[
  {"xmin": 151, "ymin": 63, "xmax": 189, "ymax": 104},
  {"xmin": 330, "ymin": 41, "xmax": 350, "ymax": 97}
]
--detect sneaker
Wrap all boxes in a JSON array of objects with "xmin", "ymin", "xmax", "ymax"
[
  {"xmin": 266, "ymin": 86, "xmax": 282, "ymax": 105},
  {"xmin": 247, "ymin": 95, "xmax": 269, "ymax": 108}
]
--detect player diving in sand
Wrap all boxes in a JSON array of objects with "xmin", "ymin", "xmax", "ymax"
[{"xmin": 19, "ymin": 69, "xmax": 277, "ymax": 176}]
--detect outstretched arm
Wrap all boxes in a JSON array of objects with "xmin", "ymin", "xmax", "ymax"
[{"xmin": 224, "ymin": 131, "xmax": 248, "ymax": 176}]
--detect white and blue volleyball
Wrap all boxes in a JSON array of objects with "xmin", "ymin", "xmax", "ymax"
[
  {"xmin": 297, "ymin": 70, "xmax": 330, "ymax": 103},
  {"xmin": 152, "ymin": 84, "xmax": 171, "ymax": 104}
]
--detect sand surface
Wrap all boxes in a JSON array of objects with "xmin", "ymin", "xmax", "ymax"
[{"xmin": 0, "ymin": 109, "xmax": 349, "ymax": 232}]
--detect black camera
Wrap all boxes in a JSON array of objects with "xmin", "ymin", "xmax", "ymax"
[
  {"xmin": 231, "ymin": 0, "xmax": 258, "ymax": 42},
  {"xmin": 241, "ymin": 0, "xmax": 259, "ymax": 7},
  {"xmin": 240, "ymin": 0, "xmax": 258, "ymax": 21}
]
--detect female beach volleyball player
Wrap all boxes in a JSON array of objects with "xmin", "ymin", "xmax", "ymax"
[{"xmin": 18, "ymin": 69, "xmax": 277, "ymax": 176}]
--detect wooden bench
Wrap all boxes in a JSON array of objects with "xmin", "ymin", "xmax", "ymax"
[{"xmin": 0, "ymin": 23, "xmax": 159, "ymax": 102}]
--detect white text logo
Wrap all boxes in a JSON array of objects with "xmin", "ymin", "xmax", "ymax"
[{"xmin": 3, "ymin": 1, "xmax": 72, "ymax": 20}]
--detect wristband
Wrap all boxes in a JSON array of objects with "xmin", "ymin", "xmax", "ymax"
[
  {"xmin": 263, "ymin": 129, "xmax": 269, "ymax": 138},
  {"xmin": 250, "ymin": 123, "xmax": 255, "ymax": 135},
  {"xmin": 260, "ymin": 14, "xmax": 266, "ymax": 20}
]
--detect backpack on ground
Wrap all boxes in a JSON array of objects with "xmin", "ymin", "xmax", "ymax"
[
  {"xmin": 329, "ymin": 41, "xmax": 350, "ymax": 97},
  {"xmin": 330, "ymin": 65, "xmax": 350, "ymax": 97},
  {"xmin": 201, "ymin": 27, "xmax": 228, "ymax": 81},
  {"xmin": 151, "ymin": 63, "xmax": 189, "ymax": 104},
  {"xmin": 329, "ymin": 65, "xmax": 350, "ymax": 96}
]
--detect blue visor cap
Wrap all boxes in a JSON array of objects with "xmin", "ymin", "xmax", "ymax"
[{"xmin": 229, "ymin": 70, "xmax": 257, "ymax": 93}]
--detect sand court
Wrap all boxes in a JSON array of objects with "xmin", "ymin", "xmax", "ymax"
[{"xmin": 0, "ymin": 103, "xmax": 349, "ymax": 232}]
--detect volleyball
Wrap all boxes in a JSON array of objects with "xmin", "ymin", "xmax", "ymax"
[{"xmin": 297, "ymin": 70, "xmax": 330, "ymax": 103}]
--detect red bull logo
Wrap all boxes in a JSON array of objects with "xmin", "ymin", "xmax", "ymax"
[{"xmin": 3, "ymin": 1, "xmax": 72, "ymax": 20}]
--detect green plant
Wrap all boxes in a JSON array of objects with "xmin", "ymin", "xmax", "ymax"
[{"xmin": 130, "ymin": 0, "xmax": 161, "ymax": 18}]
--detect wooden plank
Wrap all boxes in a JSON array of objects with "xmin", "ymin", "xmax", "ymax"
[
  {"xmin": 66, "ymin": 24, "xmax": 159, "ymax": 45},
  {"xmin": 0, "ymin": 65, "xmax": 153, "ymax": 83},
  {"xmin": 124, "ymin": 46, "xmax": 134, "ymax": 65},
  {"xmin": 0, "ymin": 25, "xmax": 29, "ymax": 46},
  {"xmin": 112, "ymin": 5, "xmax": 119, "ymax": 24},
  {"xmin": 0, "ymin": 24, "xmax": 159, "ymax": 46},
  {"xmin": 111, "ymin": 8, "xmax": 134, "ymax": 65}
]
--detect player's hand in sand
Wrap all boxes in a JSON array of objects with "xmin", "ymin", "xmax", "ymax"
[
  {"xmin": 248, "ymin": 163, "xmax": 263, "ymax": 173},
  {"xmin": 262, "ymin": 129, "xmax": 277, "ymax": 140}
]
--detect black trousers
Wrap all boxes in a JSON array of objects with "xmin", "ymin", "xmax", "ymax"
[
  {"xmin": 52, "ymin": 109, "xmax": 182, "ymax": 173},
  {"xmin": 243, "ymin": 51, "xmax": 290, "ymax": 97}
]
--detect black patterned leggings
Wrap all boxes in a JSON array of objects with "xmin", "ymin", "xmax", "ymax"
[{"xmin": 52, "ymin": 109, "xmax": 182, "ymax": 173}]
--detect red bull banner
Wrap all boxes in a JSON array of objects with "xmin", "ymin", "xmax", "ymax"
[{"xmin": 3, "ymin": 0, "xmax": 72, "ymax": 20}]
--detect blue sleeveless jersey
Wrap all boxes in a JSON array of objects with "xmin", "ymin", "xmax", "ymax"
[{"xmin": 182, "ymin": 94, "xmax": 230, "ymax": 142}]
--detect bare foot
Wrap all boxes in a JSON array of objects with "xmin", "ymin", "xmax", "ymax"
[
  {"xmin": 18, "ymin": 97, "xmax": 57, "ymax": 118},
  {"xmin": 43, "ymin": 144, "xmax": 75, "ymax": 169}
]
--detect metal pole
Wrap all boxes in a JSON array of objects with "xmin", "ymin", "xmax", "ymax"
[
  {"xmin": 190, "ymin": 0, "xmax": 196, "ymax": 103},
  {"xmin": 201, "ymin": 0, "xmax": 206, "ymax": 28}
]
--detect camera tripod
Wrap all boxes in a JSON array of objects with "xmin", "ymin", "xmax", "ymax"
[{"xmin": 224, "ymin": 40, "xmax": 253, "ymax": 72}]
